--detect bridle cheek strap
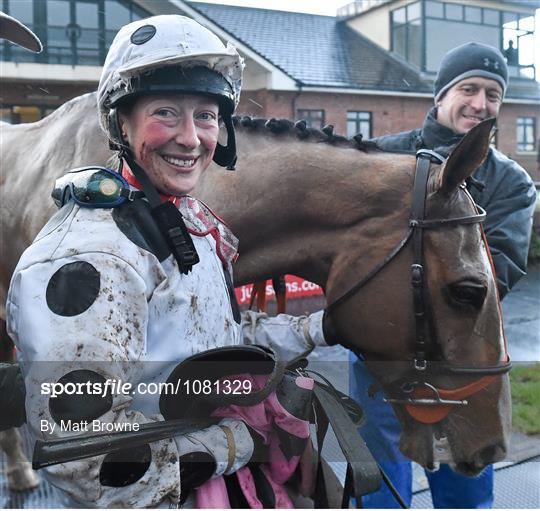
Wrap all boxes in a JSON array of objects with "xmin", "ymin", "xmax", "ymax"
[{"xmin": 405, "ymin": 220, "xmax": 510, "ymax": 425}]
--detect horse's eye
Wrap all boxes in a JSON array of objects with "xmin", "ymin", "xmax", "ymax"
[{"xmin": 446, "ymin": 281, "xmax": 487, "ymax": 309}]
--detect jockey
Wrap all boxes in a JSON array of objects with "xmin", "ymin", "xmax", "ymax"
[{"xmin": 6, "ymin": 15, "xmax": 329, "ymax": 507}]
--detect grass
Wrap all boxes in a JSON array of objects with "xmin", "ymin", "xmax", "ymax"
[
  {"xmin": 510, "ymin": 363, "xmax": 540, "ymax": 435},
  {"xmin": 528, "ymin": 231, "xmax": 540, "ymax": 266}
]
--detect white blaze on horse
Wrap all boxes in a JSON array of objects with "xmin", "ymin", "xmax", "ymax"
[{"xmin": 0, "ymin": 92, "xmax": 509, "ymax": 488}]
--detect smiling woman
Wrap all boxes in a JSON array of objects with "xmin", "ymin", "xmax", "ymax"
[{"xmin": 119, "ymin": 94, "xmax": 220, "ymax": 196}]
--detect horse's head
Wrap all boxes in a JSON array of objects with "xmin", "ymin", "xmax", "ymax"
[
  {"xmin": 326, "ymin": 119, "xmax": 510, "ymax": 474},
  {"xmin": 197, "ymin": 116, "xmax": 510, "ymax": 474}
]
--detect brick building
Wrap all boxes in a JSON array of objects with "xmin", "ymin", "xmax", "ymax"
[{"xmin": 1, "ymin": 0, "xmax": 539, "ymax": 178}]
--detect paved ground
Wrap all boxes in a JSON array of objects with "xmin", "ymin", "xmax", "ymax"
[{"xmin": 501, "ymin": 265, "xmax": 540, "ymax": 362}]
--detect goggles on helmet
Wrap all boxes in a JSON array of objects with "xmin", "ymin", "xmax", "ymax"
[{"xmin": 52, "ymin": 167, "xmax": 137, "ymax": 209}]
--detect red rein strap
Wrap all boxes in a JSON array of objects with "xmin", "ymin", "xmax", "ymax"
[{"xmin": 406, "ymin": 224, "xmax": 510, "ymax": 424}]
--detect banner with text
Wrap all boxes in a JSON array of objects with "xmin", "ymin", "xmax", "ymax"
[{"xmin": 235, "ymin": 275, "xmax": 323, "ymax": 305}]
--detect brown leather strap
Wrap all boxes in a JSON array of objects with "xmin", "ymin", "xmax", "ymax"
[{"xmin": 219, "ymin": 425, "xmax": 236, "ymax": 473}]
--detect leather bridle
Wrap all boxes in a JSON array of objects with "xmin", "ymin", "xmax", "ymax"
[{"xmin": 326, "ymin": 150, "xmax": 511, "ymax": 424}]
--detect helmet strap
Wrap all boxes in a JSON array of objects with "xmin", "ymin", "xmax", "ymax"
[
  {"xmin": 213, "ymin": 113, "xmax": 237, "ymax": 170},
  {"xmin": 120, "ymin": 147, "xmax": 200, "ymax": 274}
]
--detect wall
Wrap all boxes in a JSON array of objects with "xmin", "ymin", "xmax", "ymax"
[
  {"xmin": 346, "ymin": 0, "xmax": 417, "ymax": 50},
  {"xmin": 2, "ymin": 79, "xmax": 536, "ymax": 179},
  {"xmin": 239, "ymin": 89, "xmax": 538, "ymax": 178},
  {"xmin": 499, "ymin": 103, "xmax": 540, "ymax": 181},
  {"xmin": 1, "ymin": 81, "xmax": 96, "ymax": 110}
]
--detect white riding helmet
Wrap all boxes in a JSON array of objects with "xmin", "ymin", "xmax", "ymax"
[{"xmin": 97, "ymin": 15, "xmax": 244, "ymax": 167}]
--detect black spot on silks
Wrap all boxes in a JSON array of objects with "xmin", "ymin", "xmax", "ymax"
[
  {"xmin": 49, "ymin": 370, "xmax": 113, "ymax": 425},
  {"xmin": 99, "ymin": 444, "xmax": 152, "ymax": 487},
  {"xmin": 46, "ymin": 261, "xmax": 100, "ymax": 316},
  {"xmin": 179, "ymin": 451, "xmax": 216, "ymax": 493},
  {"xmin": 130, "ymin": 25, "xmax": 156, "ymax": 45}
]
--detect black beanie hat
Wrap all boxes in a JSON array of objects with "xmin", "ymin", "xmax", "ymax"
[{"xmin": 434, "ymin": 42, "xmax": 508, "ymax": 103}]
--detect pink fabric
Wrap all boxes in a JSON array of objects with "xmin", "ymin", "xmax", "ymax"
[
  {"xmin": 194, "ymin": 373, "xmax": 313, "ymax": 508},
  {"xmin": 196, "ymin": 477, "xmax": 231, "ymax": 509}
]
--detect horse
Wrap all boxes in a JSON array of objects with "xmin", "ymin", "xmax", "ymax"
[
  {"xmin": 0, "ymin": 9, "xmax": 41, "ymax": 493},
  {"xmin": 0, "ymin": 92, "xmax": 509, "ymax": 493}
]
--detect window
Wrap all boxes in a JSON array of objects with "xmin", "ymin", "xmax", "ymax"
[
  {"xmin": 391, "ymin": 1, "xmax": 421, "ymax": 69},
  {"xmin": 445, "ymin": 3, "xmax": 463, "ymax": 21},
  {"xmin": 0, "ymin": 105, "xmax": 58, "ymax": 123},
  {"xmin": 424, "ymin": 1, "xmax": 499, "ymax": 72},
  {"xmin": 464, "ymin": 6, "xmax": 481, "ymax": 23},
  {"xmin": 1, "ymin": 0, "xmax": 35, "ymax": 63},
  {"xmin": 503, "ymin": 11, "xmax": 536, "ymax": 80},
  {"xmin": 347, "ymin": 111, "xmax": 372, "ymax": 139},
  {"xmin": 296, "ymin": 109, "xmax": 325, "ymax": 129},
  {"xmin": 516, "ymin": 118, "xmax": 536, "ymax": 152},
  {"xmin": 422, "ymin": 0, "xmax": 538, "ymax": 79},
  {"xmin": 425, "ymin": 1, "xmax": 443, "ymax": 18},
  {"xmin": 483, "ymin": 9, "xmax": 499, "ymax": 26},
  {"xmin": 1, "ymin": 0, "xmax": 150, "ymax": 66}
]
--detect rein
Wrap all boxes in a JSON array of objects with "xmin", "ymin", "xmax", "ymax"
[{"xmin": 326, "ymin": 150, "xmax": 511, "ymax": 424}]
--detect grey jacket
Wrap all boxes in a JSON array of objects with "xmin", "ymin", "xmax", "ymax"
[{"xmin": 373, "ymin": 108, "xmax": 537, "ymax": 299}]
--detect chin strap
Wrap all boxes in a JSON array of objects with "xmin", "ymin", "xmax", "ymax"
[
  {"xmin": 213, "ymin": 113, "xmax": 237, "ymax": 170},
  {"xmin": 120, "ymin": 149, "xmax": 199, "ymax": 274}
]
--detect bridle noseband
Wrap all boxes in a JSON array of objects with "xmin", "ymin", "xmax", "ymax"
[{"xmin": 326, "ymin": 149, "xmax": 511, "ymax": 424}]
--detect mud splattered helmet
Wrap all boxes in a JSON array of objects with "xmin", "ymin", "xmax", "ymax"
[{"xmin": 97, "ymin": 15, "xmax": 244, "ymax": 168}]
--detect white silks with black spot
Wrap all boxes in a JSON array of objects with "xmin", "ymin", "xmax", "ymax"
[{"xmin": 6, "ymin": 196, "xmax": 326, "ymax": 507}]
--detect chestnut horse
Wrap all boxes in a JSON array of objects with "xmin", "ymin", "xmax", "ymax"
[{"xmin": 0, "ymin": 93, "xmax": 509, "ymax": 490}]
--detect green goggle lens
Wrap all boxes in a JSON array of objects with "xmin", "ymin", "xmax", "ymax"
[
  {"xmin": 53, "ymin": 167, "xmax": 130, "ymax": 208},
  {"xmin": 71, "ymin": 171, "xmax": 123, "ymax": 204}
]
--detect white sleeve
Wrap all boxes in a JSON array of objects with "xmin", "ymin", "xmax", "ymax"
[
  {"xmin": 7, "ymin": 253, "xmax": 181, "ymax": 508},
  {"xmin": 240, "ymin": 309, "xmax": 327, "ymax": 362}
]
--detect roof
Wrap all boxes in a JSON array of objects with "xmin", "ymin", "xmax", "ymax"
[{"xmin": 188, "ymin": 1, "xmax": 539, "ymax": 101}]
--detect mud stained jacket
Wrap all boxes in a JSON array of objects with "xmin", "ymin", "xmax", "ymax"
[
  {"xmin": 373, "ymin": 108, "xmax": 537, "ymax": 298},
  {"xmin": 6, "ymin": 196, "xmax": 325, "ymax": 508}
]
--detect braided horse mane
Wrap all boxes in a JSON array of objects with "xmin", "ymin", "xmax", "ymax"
[{"xmin": 232, "ymin": 116, "xmax": 379, "ymax": 153}]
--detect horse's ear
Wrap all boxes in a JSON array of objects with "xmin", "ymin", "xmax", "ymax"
[{"xmin": 439, "ymin": 118, "xmax": 495, "ymax": 196}]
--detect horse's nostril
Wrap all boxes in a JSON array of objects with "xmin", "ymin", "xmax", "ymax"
[{"xmin": 475, "ymin": 444, "xmax": 506, "ymax": 465}]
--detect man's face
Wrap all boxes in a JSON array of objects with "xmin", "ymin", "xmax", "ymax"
[
  {"xmin": 437, "ymin": 77, "xmax": 503, "ymax": 134},
  {"xmin": 120, "ymin": 94, "xmax": 220, "ymax": 195}
]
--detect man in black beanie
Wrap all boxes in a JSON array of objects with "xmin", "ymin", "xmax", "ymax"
[{"xmin": 350, "ymin": 42, "xmax": 537, "ymax": 508}]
